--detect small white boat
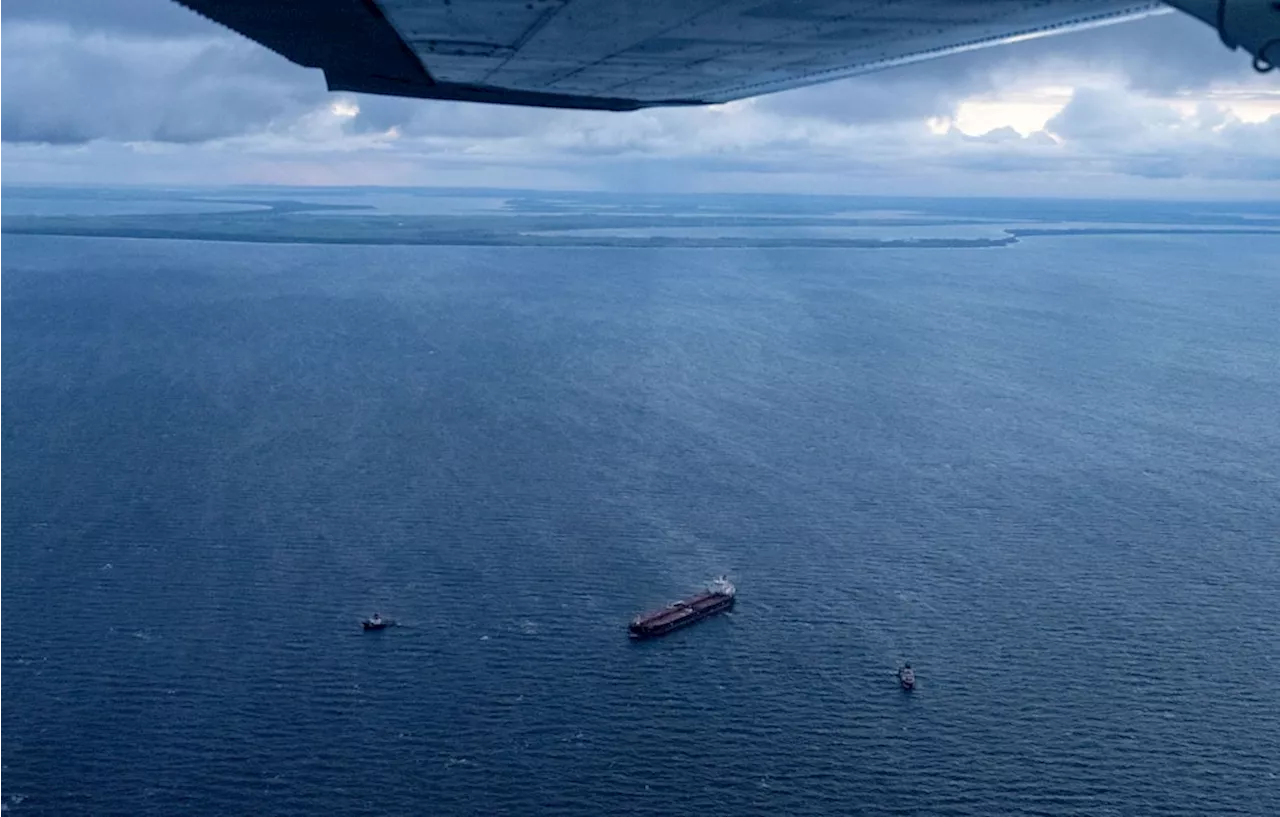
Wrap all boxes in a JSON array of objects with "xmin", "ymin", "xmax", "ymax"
[
  {"xmin": 362, "ymin": 613, "xmax": 389, "ymax": 631},
  {"xmin": 898, "ymin": 664, "xmax": 916, "ymax": 690}
]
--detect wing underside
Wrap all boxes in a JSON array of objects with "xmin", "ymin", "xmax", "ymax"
[{"xmin": 178, "ymin": 0, "xmax": 1168, "ymax": 110}]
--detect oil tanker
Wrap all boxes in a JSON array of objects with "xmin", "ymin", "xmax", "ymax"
[{"xmin": 628, "ymin": 576, "xmax": 736, "ymax": 639}]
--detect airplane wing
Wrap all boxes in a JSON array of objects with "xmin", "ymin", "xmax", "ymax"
[{"xmin": 175, "ymin": 1, "xmax": 1272, "ymax": 112}]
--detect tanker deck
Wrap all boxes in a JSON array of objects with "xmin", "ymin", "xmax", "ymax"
[{"xmin": 628, "ymin": 577, "xmax": 735, "ymax": 639}]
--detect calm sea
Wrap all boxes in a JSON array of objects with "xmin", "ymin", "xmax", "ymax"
[{"xmin": 3, "ymin": 227, "xmax": 1279, "ymax": 815}]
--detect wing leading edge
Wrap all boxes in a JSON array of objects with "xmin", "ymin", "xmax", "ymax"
[{"xmin": 179, "ymin": 0, "xmax": 1171, "ymax": 111}]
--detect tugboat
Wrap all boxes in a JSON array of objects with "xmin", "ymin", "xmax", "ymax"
[
  {"xmin": 898, "ymin": 664, "xmax": 916, "ymax": 691},
  {"xmin": 362, "ymin": 613, "xmax": 389, "ymax": 631}
]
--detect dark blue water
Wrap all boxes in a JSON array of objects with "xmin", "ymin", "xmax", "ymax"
[{"xmin": 4, "ymin": 232, "xmax": 1279, "ymax": 816}]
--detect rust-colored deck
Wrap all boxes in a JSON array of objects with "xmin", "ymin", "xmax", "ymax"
[{"xmin": 634, "ymin": 591, "xmax": 727, "ymax": 628}]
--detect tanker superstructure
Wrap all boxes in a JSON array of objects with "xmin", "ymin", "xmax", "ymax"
[{"xmin": 628, "ymin": 577, "xmax": 735, "ymax": 639}]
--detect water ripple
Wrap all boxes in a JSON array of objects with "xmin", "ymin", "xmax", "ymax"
[{"xmin": 3, "ymin": 236, "xmax": 1278, "ymax": 816}]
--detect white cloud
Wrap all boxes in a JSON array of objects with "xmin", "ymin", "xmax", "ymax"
[{"xmin": 2, "ymin": 2, "xmax": 1278, "ymax": 197}]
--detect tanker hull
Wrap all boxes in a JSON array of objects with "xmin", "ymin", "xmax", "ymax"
[{"xmin": 628, "ymin": 578, "xmax": 736, "ymax": 639}]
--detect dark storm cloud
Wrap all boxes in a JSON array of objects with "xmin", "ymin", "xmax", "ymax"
[
  {"xmin": 1, "ymin": 18, "xmax": 328, "ymax": 145},
  {"xmin": 2, "ymin": 0, "xmax": 1257, "ymax": 147},
  {"xmin": 4, "ymin": 0, "xmax": 214, "ymax": 38},
  {"xmin": 1, "ymin": 0, "xmax": 569, "ymax": 146},
  {"xmin": 4, "ymin": 0, "xmax": 1277, "ymax": 197}
]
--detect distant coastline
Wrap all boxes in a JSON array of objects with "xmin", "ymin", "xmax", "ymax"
[{"xmin": 5, "ymin": 189, "xmax": 1279, "ymax": 249}]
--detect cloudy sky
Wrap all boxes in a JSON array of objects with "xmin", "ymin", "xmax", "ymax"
[{"xmin": 3, "ymin": 0, "xmax": 1278, "ymax": 197}]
